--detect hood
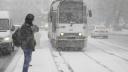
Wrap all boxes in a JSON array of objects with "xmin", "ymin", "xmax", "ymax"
[{"xmin": 0, "ymin": 30, "xmax": 11, "ymax": 38}]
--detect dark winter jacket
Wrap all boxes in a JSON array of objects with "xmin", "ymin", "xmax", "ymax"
[{"xmin": 20, "ymin": 23, "xmax": 36, "ymax": 50}]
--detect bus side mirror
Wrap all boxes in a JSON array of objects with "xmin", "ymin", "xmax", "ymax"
[{"xmin": 89, "ymin": 10, "xmax": 92, "ymax": 17}]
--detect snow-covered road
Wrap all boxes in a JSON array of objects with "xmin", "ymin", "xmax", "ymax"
[
  {"xmin": 52, "ymin": 37, "xmax": 128, "ymax": 72},
  {"xmin": 6, "ymin": 31, "xmax": 128, "ymax": 72}
]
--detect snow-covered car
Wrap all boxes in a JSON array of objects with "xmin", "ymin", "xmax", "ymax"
[
  {"xmin": 14, "ymin": 25, "xmax": 21, "ymax": 30},
  {"xmin": 91, "ymin": 25, "xmax": 108, "ymax": 38}
]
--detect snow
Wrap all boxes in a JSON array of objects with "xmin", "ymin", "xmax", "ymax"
[
  {"xmin": 28, "ymin": 31, "xmax": 58, "ymax": 72},
  {"xmin": 88, "ymin": 38, "xmax": 128, "ymax": 72},
  {"xmin": 29, "ymin": 48, "xmax": 58, "ymax": 72},
  {"xmin": 51, "ymin": 50, "xmax": 72, "ymax": 72},
  {"xmin": 5, "ymin": 48, "xmax": 23, "ymax": 72},
  {"xmin": 89, "ymin": 38, "xmax": 128, "ymax": 61},
  {"xmin": 5, "ymin": 31, "xmax": 128, "ymax": 72},
  {"xmin": 110, "ymin": 29, "xmax": 128, "ymax": 35},
  {"xmin": 6, "ymin": 31, "xmax": 58, "ymax": 72},
  {"xmin": 61, "ymin": 52, "xmax": 110, "ymax": 72}
]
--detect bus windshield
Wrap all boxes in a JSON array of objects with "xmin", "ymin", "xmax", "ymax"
[
  {"xmin": 59, "ymin": 1, "xmax": 86, "ymax": 24},
  {"xmin": 0, "ymin": 19, "xmax": 9, "ymax": 30}
]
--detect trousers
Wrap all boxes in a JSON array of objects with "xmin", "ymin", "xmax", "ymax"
[{"xmin": 22, "ymin": 48, "xmax": 32, "ymax": 72}]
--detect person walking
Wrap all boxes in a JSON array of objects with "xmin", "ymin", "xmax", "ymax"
[{"xmin": 20, "ymin": 13, "xmax": 38, "ymax": 72}]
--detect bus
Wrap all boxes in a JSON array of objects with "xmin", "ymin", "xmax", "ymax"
[{"xmin": 48, "ymin": 0, "xmax": 92, "ymax": 51}]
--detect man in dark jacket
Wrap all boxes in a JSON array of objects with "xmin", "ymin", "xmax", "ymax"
[{"xmin": 20, "ymin": 13, "xmax": 37, "ymax": 72}]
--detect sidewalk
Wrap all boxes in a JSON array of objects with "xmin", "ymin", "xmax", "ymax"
[
  {"xmin": 5, "ymin": 31, "xmax": 58, "ymax": 72},
  {"xmin": 6, "ymin": 48, "xmax": 58, "ymax": 72},
  {"xmin": 29, "ymin": 48, "xmax": 58, "ymax": 72}
]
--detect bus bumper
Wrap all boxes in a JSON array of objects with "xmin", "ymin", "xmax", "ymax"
[{"xmin": 56, "ymin": 37, "xmax": 87, "ymax": 48}]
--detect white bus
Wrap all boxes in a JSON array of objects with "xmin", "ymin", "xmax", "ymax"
[{"xmin": 48, "ymin": 0, "xmax": 92, "ymax": 51}]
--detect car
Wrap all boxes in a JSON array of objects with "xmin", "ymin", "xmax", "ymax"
[
  {"xmin": 0, "ymin": 11, "xmax": 15, "ymax": 55},
  {"xmin": 91, "ymin": 25, "xmax": 108, "ymax": 38},
  {"xmin": 14, "ymin": 25, "xmax": 21, "ymax": 30}
]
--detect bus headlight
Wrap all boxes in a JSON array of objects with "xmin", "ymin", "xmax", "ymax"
[
  {"xmin": 60, "ymin": 33, "xmax": 64, "ymax": 36},
  {"xmin": 79, "ymin": 33, "xmax": 82, "ymax": 36}
]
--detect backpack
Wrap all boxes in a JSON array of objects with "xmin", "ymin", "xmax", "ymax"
[
  {"xmin": 20, "ymin": 24, "xmax": 37, "ymax": 49},
  {"xmin": 12, "ymin": 28, "xmax": 21, "ymax": 47}
]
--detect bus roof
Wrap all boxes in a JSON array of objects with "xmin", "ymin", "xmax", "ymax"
[
  {"xmin": 0, "ymin": 11, "xmax": 10, "ymax": 19},
  {"xmin": 51, "ymin": 0, "xmax": 84, "ymax": 11}
]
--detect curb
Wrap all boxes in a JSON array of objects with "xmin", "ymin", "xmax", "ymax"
[{"xmin": 4, "ymin": 48, "xmax": 23, "ymax": 72}]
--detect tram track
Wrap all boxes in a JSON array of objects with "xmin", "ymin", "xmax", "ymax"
[
  {"xmin": 50, "ymin": 44, "xmax": 120, "ymax": 72},
  {"xmin": 82, "ymin": 52, "xmax": 114, "ymax": 72},
  {"xmin": 49, "ymin": 38, "xmax": 128, "ymax": 72},
  {"xmin": 50, "ymin": 46, "xmax": 125, "ymax": 72},
  {"xmin": 81, "ymin": 40, "xmax": 128, "ymax": 72},
  {"xmin": 50, "ymin": 47, "xmax": 74, "ymax": 72},
  {"xmin": 97, "ymin": 40, "xmax": 128, "ymax": 52},
  {"xmin": 89, "ymin": 39, "xmax": 128, "ymax": 62},
  {"xmin": 91, "ymin": 44, "xmax": 128, "ymax": 62},
  {"xmin": 89, "ymin": 37, "xmax": 128, "ymax": 53},
  {"xmin": 58, "ymin": 51, "xmax": 74, "ymax": 72}
]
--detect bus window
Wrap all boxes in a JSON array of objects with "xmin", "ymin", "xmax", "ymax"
[{"xmin": 59, "ymin": 1, "xmax": 86, "ymax": 24}]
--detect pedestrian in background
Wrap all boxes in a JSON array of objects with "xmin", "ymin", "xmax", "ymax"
[{"xmin": 20, "ymin": 13, "xmax": 38, "ymax": 72}]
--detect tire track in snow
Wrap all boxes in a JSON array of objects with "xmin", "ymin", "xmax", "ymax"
[
  {"xmin": 50, "ymin": 47, "xmax": 74, "ymax": 72},
  {"xmin": 59, "ymin": 51, "xmax": 74, "ymax": 72},
  {"xmin": 89, "ymin": 38, "xmax": 128, "ymax": 62},
  {"xmin": 82, "ymin": 52, "xmax": 114, "ymax": 72},
  {"xmin": 91, "ymin": 44, "xmax": 128, "ymax": 62},
  {"xmin": 92, "ymin": 40, "xmax": 128, "ymax": 62},
  {"xmin": 98, "ymin": 40, "xmax": 128, "ymax": 52}
]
